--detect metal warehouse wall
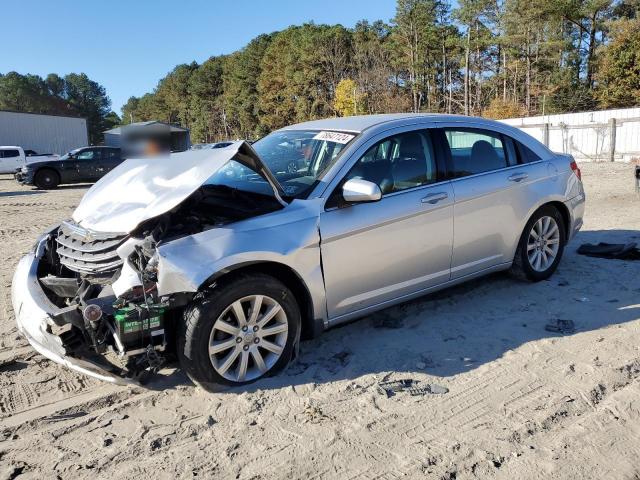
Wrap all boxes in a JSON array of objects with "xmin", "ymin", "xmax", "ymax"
[
  {"xmin": 0, "ymin": 111, "xmax": 88, "ymax": 155},
  {"xmin": 500, "ymin": 107, "xmax": 640, "ymax": 162}
]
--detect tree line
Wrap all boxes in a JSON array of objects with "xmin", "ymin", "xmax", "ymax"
[
  {"xmin": 0, "ymin": 72, "xmax": 118, "ymax": 144},
  {"xmin": 122, "ymin": 0, "xmax": 640, "ymax": 143},
  {"xmin": 2, "ymin": 0, "xmax": 639, "ymax": 146}
]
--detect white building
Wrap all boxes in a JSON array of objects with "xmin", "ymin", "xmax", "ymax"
[{"xmin": 0, "ymin": 110, "xmax": 88, "ymax": 155}]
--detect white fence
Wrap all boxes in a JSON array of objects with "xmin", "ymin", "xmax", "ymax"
[{"xmin": 500, "ymin": 107, "xmax": 640, "ymax": 162}]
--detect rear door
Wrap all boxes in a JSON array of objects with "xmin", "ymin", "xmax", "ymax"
[
  {"xmin": 98, "ymin": 148, "xmax": 123, "ymax": 176},
  {"xmin": 438, "ymin": 126, "xmax": 548, "ymax": 279}
]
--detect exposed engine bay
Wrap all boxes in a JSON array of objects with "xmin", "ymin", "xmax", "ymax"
[{"xmin": 35, "ymin": 183, "xmax": 282, "ymax": 381}]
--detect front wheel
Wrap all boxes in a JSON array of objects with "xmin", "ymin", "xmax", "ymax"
[
  {"xmin": 511, "ymin": 205, "xmax": 566, "ymax": 282},
  {"xmin": 178, "ymin": 273, "xmax": 300, "ymax": 391},
  {"xmin": 33, "ymin": 169, "xmax": 60, "ymax": 189}
]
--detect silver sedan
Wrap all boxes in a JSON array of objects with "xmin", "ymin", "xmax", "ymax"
[{"xmin": 12, "ymin": 114, "xmax": 585, "ymax": 390}]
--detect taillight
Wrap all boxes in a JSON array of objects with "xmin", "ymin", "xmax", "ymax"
[{"xmin": 570, "ymin": 160, "xmax": 581, "ymax": 181}]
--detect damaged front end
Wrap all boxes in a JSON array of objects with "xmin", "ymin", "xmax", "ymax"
[
  {"xmin": 13, "ymin": 222, "xmax": 181, "ymax": 384},
  {"xmin": 12, "ymin": 141, "xmax": 287, "ymax": 384}
]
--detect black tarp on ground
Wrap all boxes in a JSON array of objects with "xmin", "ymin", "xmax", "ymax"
[{"xmin": 577, "ymin": 242, "xmax": 640, "ymax": 260}]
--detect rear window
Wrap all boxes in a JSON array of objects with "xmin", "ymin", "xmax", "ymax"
[{"xmin": 443, "ymin": 128, "xmax": 508, "ymax": 177}]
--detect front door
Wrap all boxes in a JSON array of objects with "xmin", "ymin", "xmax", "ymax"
[
  {"xmin": 320, "ymin": 128, "xmax": 454, "ymax": 320},
  {"xmin": 75, "ymin": 148, "xmax": 100, "ymax": 181}
]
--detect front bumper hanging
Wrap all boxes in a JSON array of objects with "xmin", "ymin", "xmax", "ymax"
[{"xmin": 11, "ymin": 236, "xmax": 137, "ymax": 385}]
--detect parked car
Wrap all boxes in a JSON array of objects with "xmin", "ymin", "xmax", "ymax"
[
  {"xmin": 191, "ymin": 142, "xmax": 234, "ymax": 150},
  {"xmin": 12, "ymin": 114, "xmax": 585, "ymax": 390},
  {"xmin": 190, "ymin": 143, "xmax": 212, "ymax": 150},
  {"xmin": 0, "ymin": 146, "xmax": 58, "ymax": 174},
  {"xmin": 208, "ymin": 141, "xmax": 234, "ymax": 149},
  {"xmin": 15, "ymin": 146, "xmax": 123, "ymax": 189}
]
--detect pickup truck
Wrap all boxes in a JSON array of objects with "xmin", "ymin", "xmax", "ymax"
[
  {"xmin": 0, "ymin": 146, "xmax": 59, "ymax": 174},
  {"xmin": 16, "ymin": 146, "xmax": 123, "ymax": 189}
]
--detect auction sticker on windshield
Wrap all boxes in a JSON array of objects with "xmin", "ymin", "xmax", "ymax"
[{"xmin": 313, "ymin": 131, "xmax": 355, "ymax": 144}]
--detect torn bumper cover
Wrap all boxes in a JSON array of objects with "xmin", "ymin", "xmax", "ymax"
[{"xmin": 11, "ymin": 237, "xmax": 137, "ymax": 385}]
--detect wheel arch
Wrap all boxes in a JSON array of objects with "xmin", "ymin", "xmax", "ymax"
[
  {"xmin": 545, "ymin": 200, "xmax": 570, "ymax": 241},
  {"xmin": 529, "ymin": 200, "xmax": 570, "ymax": 242},
  {"xmin": 199, "ymin": 261, "xmax": 322, "ymax": 341},
  {"xmin": 33, "ymin": 166, "xmax": 60, "ymax": 186},
  {"xmin": 511, "ymin": 199, "xmax": 571, "ymax": 264}
]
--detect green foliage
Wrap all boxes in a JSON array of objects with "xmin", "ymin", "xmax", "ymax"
[
  {"xmin": 189, "ymin": 56, "xmax": 226, "ymax": 143},
  {"xmin": 0, "ymin": 71, "xmax": 69, "ymax": 115},
  {"xmin": 257, "ymin": 24, "xmax": 350, "ymax": 132},
  {"xmin": 113, "ymin": 0, "xmax": 638, "ymax": 141},
  {"xmin": 63, "ymin": 73, "xmax": 112, "ymax": 143},
  {"xmin": 597, "ymin": 18, "xmax": 640, "ymax": 107},
  {"xmin": 103, "ymin": 111, "xmax": 121, "ymax": 130},
  {"xmin": 4, "ymin": 0, "xmax": 638, "ymax": 148},
  {"xmin": 223, "ymin": 34, "xmax": 273, "ymax": 139},
  {"xmin": 0, "ymin": 71, "xmax": 115, "ymax": 144}
]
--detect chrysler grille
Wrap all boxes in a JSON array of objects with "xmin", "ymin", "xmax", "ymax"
[{"xmin": 56, "ymin": 221, "xmax": 128, "ymax": 274}]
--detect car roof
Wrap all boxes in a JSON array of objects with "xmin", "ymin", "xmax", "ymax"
[{"xmin": 280, "ymin": 113, "xmax": 481, "ymax": 133}]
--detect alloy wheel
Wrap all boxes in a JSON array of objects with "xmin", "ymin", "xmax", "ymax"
[
  {"xmin": 208, "ymin": 295, "xmax": 288, "ymax": 382},
  {"xmin": 527, "ymin": 216, "xmax": 561, "ymax": 272}
]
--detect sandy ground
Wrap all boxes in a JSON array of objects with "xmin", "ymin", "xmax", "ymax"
[{"xmin": 0, "ymin": 162, "xmax": 639, "ymax": 480}]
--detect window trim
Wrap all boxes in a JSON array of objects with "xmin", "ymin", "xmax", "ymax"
[
  {"xmin": 76, "ymin": 149, "xmax": 97, "ymax": 161},
  {"xmin": 324, "ymin": 128, "xmax": 448, "ymax": 210},
  {"xmin": 439, "ymin": 127, "xmax": 516, "ymax": 179},
  {"xmin": 515, "ymin": 140, "xmax": 542, "ymax": 164},
  {"xmin": 503, "ymin": 136, "xmax": 519, "ymax": 167},
  {"xmin": 435, "ymin": 127, "xmax": 550, "ymax": 182}
]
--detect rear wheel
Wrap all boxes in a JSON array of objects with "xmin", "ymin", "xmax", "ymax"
[
  {"xmin": 34, "ymin": 169, "xmax": 59, "ymax": 189},
  {"xmin": 511, "ymin": 205, "xmax": 566, "ymax": 282},
  {"xmin": 178, "ymin": 273, "xmax": 300, "ymax": 391}
]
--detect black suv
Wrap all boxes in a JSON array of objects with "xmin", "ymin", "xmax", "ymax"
[{"xmin": 16, "ymin": 146, "xmax": 123, "ymax": 189}]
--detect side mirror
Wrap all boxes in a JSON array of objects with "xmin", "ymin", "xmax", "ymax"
[{"xmin": 342, "ymin": 178, "xmax": 382, "ymax": 203}]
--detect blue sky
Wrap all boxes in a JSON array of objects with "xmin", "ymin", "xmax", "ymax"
[{"xmin": 2, "ymin": 0, "xmax": 397, "ymax": 116}]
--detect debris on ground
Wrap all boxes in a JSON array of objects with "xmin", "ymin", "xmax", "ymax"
[
  {"xmin": 377, "ymin": 379, "xmax": 448, "ymax": 397},
  {"xmin": 407, "ymin": 384, "xmax": 449, "ymax": 396},
  {"xmin": 545, "ymin": 319, "xmax": 576, "ymax": 334},
  {"xmin": 302, "ymin": 402, "xmax": 330, "ymax": 423},
  {"xmin": 377, "ymin": 379, "xmax": 416, "ymax": 397},
  {"xmin": 577, "ymin": 242, "xmax": 640, "ymax": 260}
]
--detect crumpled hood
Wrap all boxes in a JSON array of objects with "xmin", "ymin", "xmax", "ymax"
[{"xmin": 73, "ymin": 141, "xmax": 284, "ymax": 233}]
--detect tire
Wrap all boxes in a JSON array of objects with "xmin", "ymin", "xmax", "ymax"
[
  {"xmin": 178, "ymin": 273, "xmax": 301, "ymax": 391},
  {"xmin": 34, "ymin": 169, "xmax": 60, "ymax": 189},
  {"xmin": 511, "ymin": 205, "xmax": 566, "ymax": 282}
]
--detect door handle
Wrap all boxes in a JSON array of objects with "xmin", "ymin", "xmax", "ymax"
[
  {"xmin": 508, "ymin": 173, "xmax": 528, "ymax": 182},
  {"xmin": 421, "ymin": 192, "xmax": 448, "ymax": 204}
]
